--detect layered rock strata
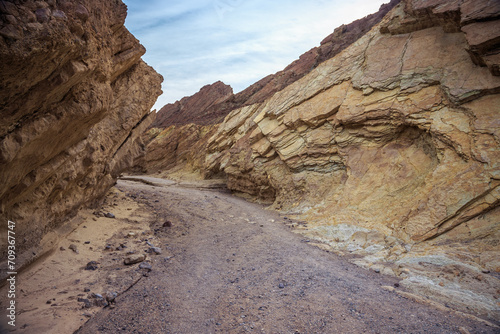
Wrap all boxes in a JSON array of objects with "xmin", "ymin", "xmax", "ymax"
[
  {"xmin": 140, "ymin": 0, "xmax": 401, "ymax": 175},
  {"xmin": 203, "ymin": 0, "xmax": 500, "ymax": 319},
  {"xmin": 0, "ymin": 0, "xmax": 162, "ymax": 270},
  {"xmin": 152, "ymin": 0, "xmax": 400, "ymax": 130}
]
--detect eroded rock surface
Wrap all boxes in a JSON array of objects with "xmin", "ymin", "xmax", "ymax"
[
  {"xmin": 130, "ymin": 0, "xmax": 500, "ymax": 320},
  {"xmin": 0, "ymin": 0, "xmax": 162, "ymax": 271},
  {"xmin": 139, "ymin": 0, "xmax": 401, "ymax": 175},
  {"xmin": 201, "ymin": 0, "xmax": 500, "ymax": 319}
]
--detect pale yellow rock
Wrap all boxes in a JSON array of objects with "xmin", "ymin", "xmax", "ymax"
[{"xmin": 143, "ymin": 1, "xmax": 500, "ymax": 320}]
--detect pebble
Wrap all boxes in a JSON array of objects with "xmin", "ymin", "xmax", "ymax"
[
  {"xmin": 139, "ymin": 262, "xmax": 153, "ymax": 271},
  {"xmin": 93, "ymin": 296, "xmax": 108, "ymax": 308},
  {"xmin": 459, "ymin": 327, "xmax": 471, "ymax": 334},
  {"xmin": 105, "ymin": 212, "xmax": 116, "ymax": 219},
  {"xmin": 105, "ymin": 291, "xmax": 117, "ymax": 303},
  {"xmin": 278, "ymin": 283, "xmax": 285, "ymax": 289},
  {"xmin": 69, "ymin": 244, "xmax": 79, "ymax": 254},
  {"xmin": 124, "ymin": 254, "xmax": 146, "ymax": 265},
  {"xmin": 78, "ymin": 298, "xmax": 92, "ymax": 309},
  {"xmin": 149, "ymin": 247, "xmax": 162, "ymax": 255},
  {"xmin": 85, "ymin": 261, "xmax": 99, "ymax": 271}
]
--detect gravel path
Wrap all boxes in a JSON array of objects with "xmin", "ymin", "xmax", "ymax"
[{"xmin": 75, "ymin": 178, "xmax": 497, "ymax": 333}]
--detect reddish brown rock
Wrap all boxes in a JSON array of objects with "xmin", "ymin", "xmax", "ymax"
[
  {"xmin": 134, "ymin": 124, "xmax": 218, "ymax": 176},
  {"xmin": 151, "ymin": 81, "xmax": 233, "ymax": 128}
]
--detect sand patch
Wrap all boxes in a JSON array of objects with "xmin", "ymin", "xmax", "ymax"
[{"xmin": 0, "ymin": 187, "xmax": 160, "ymax": 333}]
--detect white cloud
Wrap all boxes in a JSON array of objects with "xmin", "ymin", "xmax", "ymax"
[{"xmin": 123, "ymin": 0, "xmax": 388, "ymax": 110}]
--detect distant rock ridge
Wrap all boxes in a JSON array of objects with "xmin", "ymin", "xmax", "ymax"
[
  {"xmin": 0, "ymin": 0, "xmax": 162, "ymax": 272},
  {"xmin": 153, "ymin": 0, "xmax": 401, "ymax": 128},
  {"xmin": 151, "ymin": 81, "xmax": 233, "ymax": 128}
]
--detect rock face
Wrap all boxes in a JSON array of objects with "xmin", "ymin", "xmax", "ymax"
[
  {"xmin": 151, "ymin": 0, "xmax": 400, "ymax": 130},
  {"xmin": 151, "ymin": 81, "xmax": 233, "ymax": 127},
  {"xmin": 202, "ymin": 0, "xmax": 500, "ymax": 319},
  {"xmin": 136, "ymin": 81, "xmax": 231, "ymax": 174},
  {"xmin": 0, "ymin": 0, "xmax": 162, "ymax": 269},
  {"xmin": 136, "ymin": 124, "xmax": 217, "ymax": 175},
  {"xmin": 139, "ymin": 0, "xmax": 401, "ymax": 175}
]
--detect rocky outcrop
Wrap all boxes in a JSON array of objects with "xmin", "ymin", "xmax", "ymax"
[
  {"xmin": 0, "ymin": 0, "xmax": 162, "ymax": 270},
  {"xmin": 135, "ymin": 124, "xmax": 217, "ymax": 175},
  {"xmin": 139, "ymin": 0, "xmax": 401, "ymax": 175},
  {"xmin": 153, "ymin": 0, "xmax": 399, "ymax": 129},
  {"xmin": 203, "ymin": 0, "xmax": 500, "ymax": 319},
  {"xmin": 138, "ymin": 81, "xmax": 232, "ymax": 175},
  {"xmin": 151, "ymin": 81, "xmax": 233, "ymax": 128}
]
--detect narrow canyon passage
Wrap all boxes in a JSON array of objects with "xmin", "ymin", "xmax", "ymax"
[{"xmin": 76, "ymin": 177, "xmax": 495, "ymax": 333}]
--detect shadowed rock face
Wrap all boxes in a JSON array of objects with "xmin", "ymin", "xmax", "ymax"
[{"xmin": 0, "ymin": 0, "xmax": 162, "ymax": 268}]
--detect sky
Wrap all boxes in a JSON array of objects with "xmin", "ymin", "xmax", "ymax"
[{"xmin": 122, "ymin": 0, "xmax": 387, "ymax": 111}]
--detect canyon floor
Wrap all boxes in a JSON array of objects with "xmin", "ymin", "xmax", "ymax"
[{"xmin": 2, "ymin": 176, "xmax": 498, "ymax": 333}]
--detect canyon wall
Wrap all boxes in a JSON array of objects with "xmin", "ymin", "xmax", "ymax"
[
  {"xmin": 140, "ymin": 0, "xmax": 500, "ymax": 319},
  {"xmin": 204, "ymin": 0, "xmax": 500, "ymax": 319},
  {"xmin": 0, "ymin": 0, "xmax": 162, "ymax": 270},
  {"xmin": 140, "ymin": 0, "xmax": 400, "ymax": 176}
]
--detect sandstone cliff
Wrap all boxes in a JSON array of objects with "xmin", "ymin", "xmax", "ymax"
[
  {"xmin": 140, "ymin": 0, "xmax": 500, "ymax": 320},
  {"xmin": 152, "ymin": 0, "xmax": 400, "ymax": 130},
  {"xmin": 0, "ymin": 0, "xmax": 162, "ymax": 271},
  {"xmin": 151, "ymin": 81, "xmax": 233, "ymax": 128},
  {"xmin": 203, "ymin": 0, "xmax": 500, "ymax": 319},
  {"xmin": 139, "ymin": 0, "xmax": 401, "ymax": 176}
]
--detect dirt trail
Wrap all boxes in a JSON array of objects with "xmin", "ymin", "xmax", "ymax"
[{"xmin": 69, "ymin": 177, "xmax": 499, "ymax": 333}]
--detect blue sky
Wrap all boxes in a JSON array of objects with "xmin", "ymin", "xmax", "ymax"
[{"xmin": 122, "ymin": 0, "xmax": 387, "ymax": 110}]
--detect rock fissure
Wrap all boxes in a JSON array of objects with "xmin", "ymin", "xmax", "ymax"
[{"xmin": 416, "ymin": 182, "xmax": 500, "ymax": 242}]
